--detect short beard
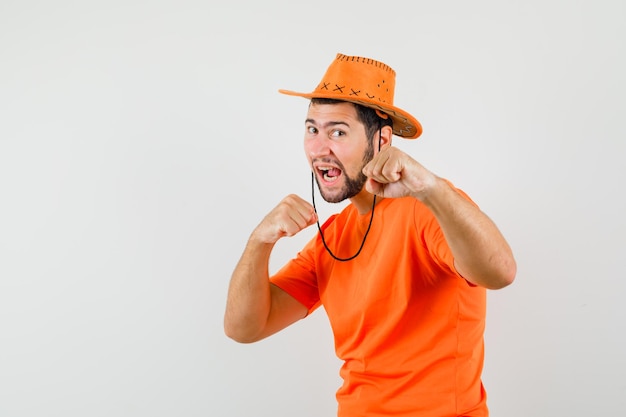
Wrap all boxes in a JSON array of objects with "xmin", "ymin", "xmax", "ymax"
[{"xmin": 315, "ymin": 139, "xmax": 375, "ymax": 203}]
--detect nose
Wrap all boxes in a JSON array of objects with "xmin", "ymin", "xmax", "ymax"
[{"xmin": 306, "ymin": 135, "xmax": 332, "ymax": 159}]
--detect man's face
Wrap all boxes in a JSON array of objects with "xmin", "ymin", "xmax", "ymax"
[{"xmin": 304, "ymin": 102, "xmax": 374, "ymax": 203}]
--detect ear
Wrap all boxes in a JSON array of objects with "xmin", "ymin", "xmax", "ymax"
[{"xmin": 378, "ymin": 125, "xmax": 393, "ymax": 149}]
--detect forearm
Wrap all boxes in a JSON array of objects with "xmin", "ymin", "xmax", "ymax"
[
  {"xmin": 421, "ymin": 177, "xmax": 517, "ymax": 289},
  {"xmin": 224, "ymin": 194, "xmax": 317, "ymax": 342},
  {"xmin": 224, "ymin": 237, "xmax": 275, "ymax": 342}
]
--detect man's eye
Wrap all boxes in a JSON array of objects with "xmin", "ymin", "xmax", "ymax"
[
  {"xmin": 330, "ymin": 130, "xmax": 345, "ymax": 138},
  {"xmin": 306, "ymin": 126, "xmax": 318, "ymax": 134}
]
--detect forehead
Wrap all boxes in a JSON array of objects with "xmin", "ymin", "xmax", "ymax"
[{"xmin": 306, "ymin": 101, "xmax": 360, "ymax": 123}]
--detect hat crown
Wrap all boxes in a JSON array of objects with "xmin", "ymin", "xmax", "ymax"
[
  {"xmin": 279, "ymin": 52, "xmax": 422, "ymax": 139},
  {"xmin": 315, "ymin": 53, "xmax": 397, "ymax": 105}
]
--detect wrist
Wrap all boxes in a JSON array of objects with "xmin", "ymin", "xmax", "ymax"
[
  {"xmin": 249, "ymin": 229, "xmax": 278, "ymax": 246},
  {"xmin": 410, "ymin": 174, "xmax": 441, "ymax": 203}
]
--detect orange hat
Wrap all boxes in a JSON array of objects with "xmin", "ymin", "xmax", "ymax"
[{"xmin": 279, "ymin": 53, "xmax": 422, "ymax": 139}]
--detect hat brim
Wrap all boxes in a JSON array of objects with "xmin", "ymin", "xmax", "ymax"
[{"xmin": 279, "ymin": 89, "xmax": 422, "ymax": 139}]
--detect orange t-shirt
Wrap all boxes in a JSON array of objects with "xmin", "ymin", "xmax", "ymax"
[{"xmin": 271, "ymin": 194, "xmax": 488, "ymax": 417}]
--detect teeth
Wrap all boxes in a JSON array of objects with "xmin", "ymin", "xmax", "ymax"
[{"xmin": 317, "ymin": 165, "xmax": 340, "ymax": 182}]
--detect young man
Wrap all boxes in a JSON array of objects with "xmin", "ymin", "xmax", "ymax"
[{"xmin": 224, "ymin": 53, "xmax": 516, "ymax": 417}]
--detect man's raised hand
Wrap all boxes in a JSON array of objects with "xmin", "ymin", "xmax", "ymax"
[
  {"xmin": 362, "ymin": 146, "xmax": 437, "ymax": 201},
  {"xmin": 251, "ymin": 194, "xmax": 317, "ymax": 244}
]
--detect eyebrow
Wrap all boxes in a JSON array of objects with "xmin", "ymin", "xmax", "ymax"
[{"xmin": 305, "ymin": 119, "xmax": 351, "ymax": 129}]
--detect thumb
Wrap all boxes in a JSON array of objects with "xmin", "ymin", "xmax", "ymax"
[
  {"xmin": 307, "ymin": 210, "xmax": 318, "ymax": 226},
  {"xmin": 365, "ymin": 178, "xmax": 385, "ymax": 196}
]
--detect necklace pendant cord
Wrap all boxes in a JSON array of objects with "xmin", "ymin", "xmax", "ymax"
[{"xmin": 310, "ymin": 172, "xmax": 377, "ymax": 262}]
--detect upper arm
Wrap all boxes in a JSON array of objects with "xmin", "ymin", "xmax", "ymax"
[{"xmin": 254, "ymin": 283, "xmax": 309, "ymax": 341}]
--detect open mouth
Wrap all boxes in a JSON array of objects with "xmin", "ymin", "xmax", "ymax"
[{"xmin": 317, "ymin": 165, "xmax": 342, "ymax": 183}]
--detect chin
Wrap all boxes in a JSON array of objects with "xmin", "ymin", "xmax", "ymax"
[
  {"xmin": 321, "ymin": 194, "xmax": 347, "ymax": 204},
  {"xmin": 317, "ymin": 187, "xmax": 346, "ymax": 204},
  {"xmin": 320, "ymin": 186, "xmax": 358, "ymax": 204},
  {"xmin": 317, "ymin": 188, "xmax": 341, "ymax": 203},
  {"xmin": 315, "ymin": 173, "xmax": 363, "ymax": 204}
]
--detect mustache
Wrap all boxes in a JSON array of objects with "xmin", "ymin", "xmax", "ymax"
[{"xmin": 312, "ymin": 157, "xmax": 347, "ymax": 172}]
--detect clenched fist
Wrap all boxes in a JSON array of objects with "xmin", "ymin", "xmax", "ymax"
[
  {"xmin": 362, "ymin": 145, "xmax": 437, "ymax": 201},
  {"xmin": 251, "ymin": 194, "xmax": 318, "ymax": 244}
]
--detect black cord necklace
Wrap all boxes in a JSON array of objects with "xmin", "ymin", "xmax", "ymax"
[
  {"xmin": 310, "ymin": 124, "xmax": 382, "ymax": 262},
  {"xmin": 311, "ymin": 173, "xmax": 377, "ymax": 262}
]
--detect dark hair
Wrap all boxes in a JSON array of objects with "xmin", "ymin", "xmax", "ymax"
[{"xmin": 310, "ymin": 98, "xmax": 393, "ymax": 142}]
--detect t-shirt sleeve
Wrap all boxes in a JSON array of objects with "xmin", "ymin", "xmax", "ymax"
[{"xmin": 270, "ymin": 235, "xmax": 322, "ymax": 315}]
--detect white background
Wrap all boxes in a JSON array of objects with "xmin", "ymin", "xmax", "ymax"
[{"xmin": 1, "ymin": 1, "xmax": 625, "ymax": 416}]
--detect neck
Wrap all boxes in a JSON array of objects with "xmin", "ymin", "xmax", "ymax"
[{"xmin": 350, "ymin": 188, "xmax": 382, "ymax": 215}]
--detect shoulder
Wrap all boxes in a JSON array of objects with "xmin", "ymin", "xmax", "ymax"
[{"xmin": 320, "ymin": 213, "xmax": 339, "ymax": 232}]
